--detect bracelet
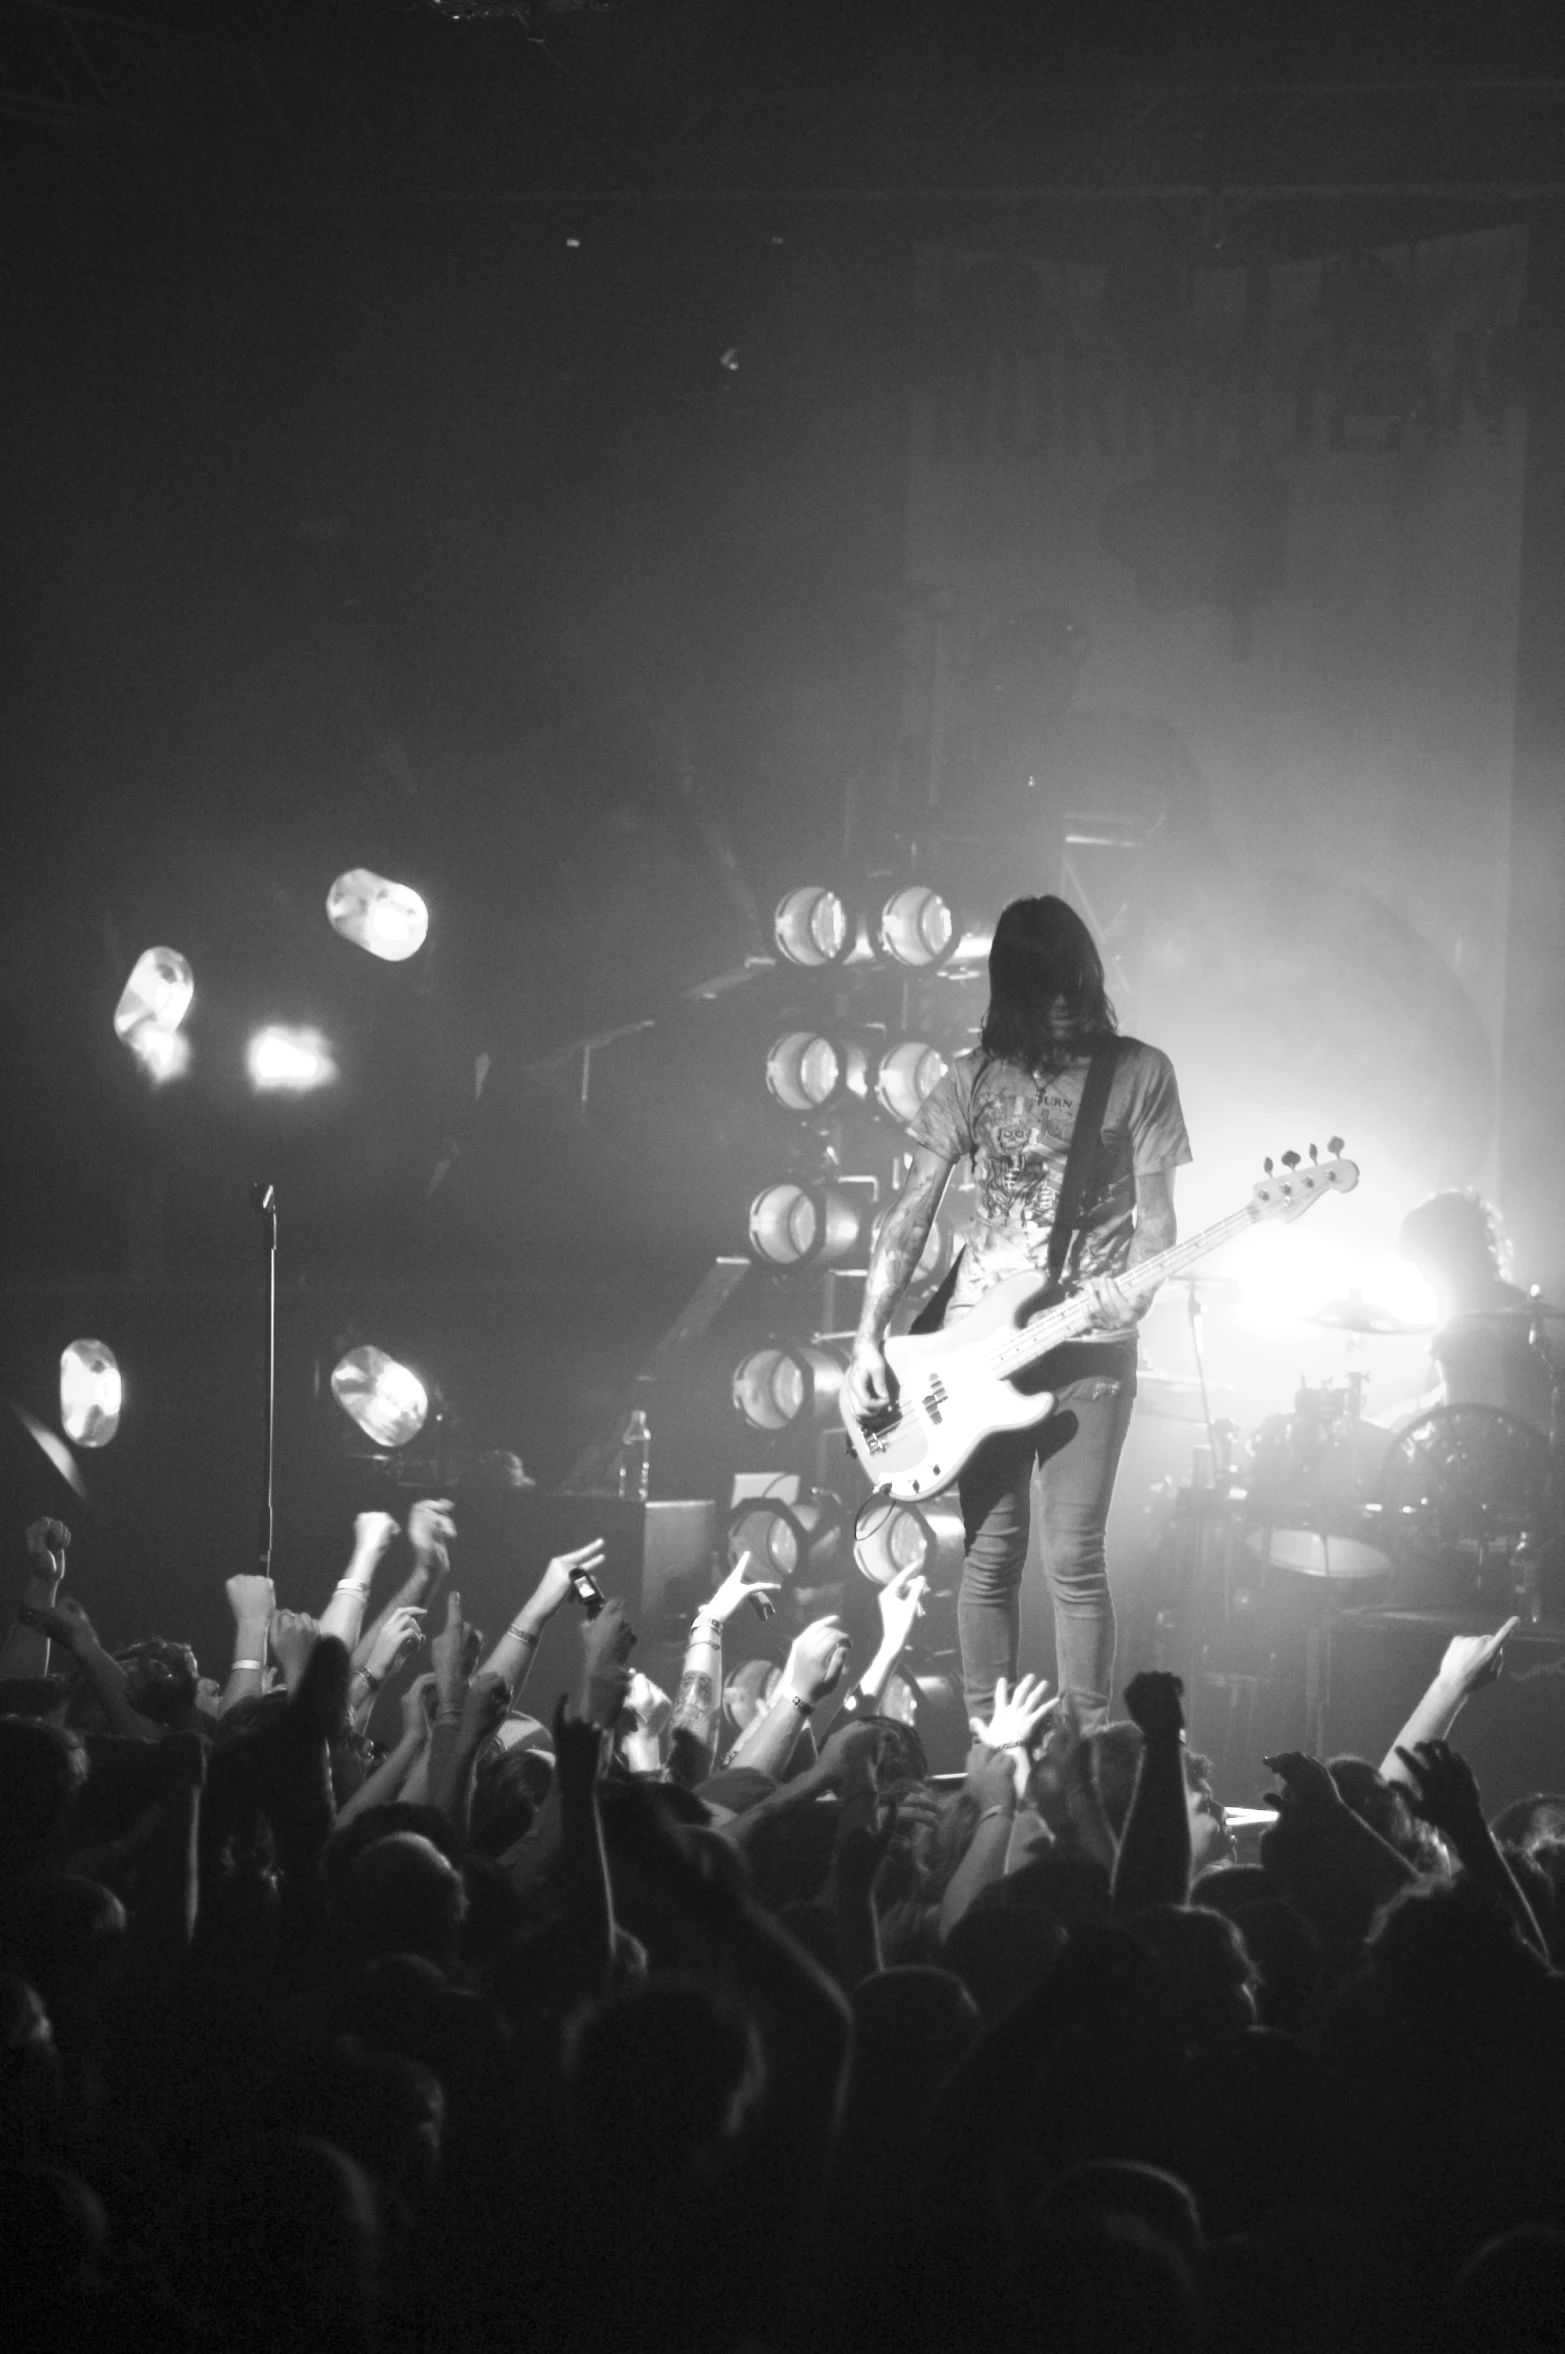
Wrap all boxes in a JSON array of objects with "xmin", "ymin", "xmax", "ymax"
[
  {"xmin": 783, "ymin": 1690, "xmax": 813, "ymax": 1716},
  {"xmin": 231, "ymin": 1659, "xmax": 264, "ymax": 1672},
  {"xmin": 977, "ymin": 1804, "xmax": 1015, "ymax": 1829},
  {"xmin": 358, "ymin": 1668, "xmax": 384, "ymax": 1693},
  {"xmin": 334, "ymin": 1578, "xmax": 368, "ymax": 1594},
  {"xmin": 507, "ymin": 1623, "xmax": 540, "ymax": 1646},
  {"xmin": 690, "ymin": 1619, "xmax": 722, "ymax": 1645}
]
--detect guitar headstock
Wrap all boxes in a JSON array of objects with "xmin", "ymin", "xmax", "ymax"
[{"xmin": 1251, "ymin": 1137, "xmax": 1360, "ymax": 1224}]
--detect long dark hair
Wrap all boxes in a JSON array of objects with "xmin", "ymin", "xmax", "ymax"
[{"xmin": 979, "ymin": 895, "xmax": 1117, "ymax": 1071}]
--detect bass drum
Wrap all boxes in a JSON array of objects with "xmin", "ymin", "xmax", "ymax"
[
  {"xmin": 1243, "ymin": 1405, "xmax": 1394, "ymax": 1582},
  {"xmin": 1379, "ymin": 1404, "xmax": 1552, "ymax": 1545}
]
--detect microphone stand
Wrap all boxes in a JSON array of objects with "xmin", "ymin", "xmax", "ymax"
[{"xmin": 252, "ymin": 1184, "xmax": 278, "ymax": 1578}]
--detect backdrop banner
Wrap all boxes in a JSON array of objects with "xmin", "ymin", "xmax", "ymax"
[{"xmin": 903, "ymin": 228, "xmax": 1529, "ymax": 1220}]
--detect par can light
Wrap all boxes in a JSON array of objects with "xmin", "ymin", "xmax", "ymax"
[
  {"xmin": 878, "ymin": 885, "xmax": 957, "ymax": 968},
  {"xmin": 331, "ymin": 1346, "xmax": 429, "ymax": 1448},
  {"xmin": 748, "ymin": 1183, "xmax": 866, "ymax": 1269},
  {"xmin": 773, "ymin": 886, "xmax": 849, "ymax": 968},
  {"xmin": 726, "ymin": 1487, "xmax": 844, "ymax": 1582},
  {"xmin": 731, "ymin": 1342, "xmax": 848, "ymax": 1433},
  {"xmin": 60, "ymin": 1339, "xmax": 122, "ymax": 1448},
  {"xmin": 853, "ymin": 1492, "xmax": 966, "ymax": 1587},
  {"xmin": 873, "ymin": 1040, "xmax": 949, "ymax": 1122},
  {"xmin": 114, "ymin": 947, "xmax": 194, "ymax": 1042},
  {"xmin": 327, "ymin": 869, "xmax": 430, "ymax": 962}
]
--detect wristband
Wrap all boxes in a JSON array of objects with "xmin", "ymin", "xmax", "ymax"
[
  {"xmin": 358, "ymin": 1668, "xmax": 384, "ymax": 1693},
  {"xmin": 507, "ymin": 1623, "xmax": 540, "ymax": 1646},
  {"xmin": 231, "ymin": 1659, "xmax": 264, "ymax": 1673},
  {"xmin": 690, "ymin": 1618, "xmax": 722, "ymax": 1645},
  {"xmin": 977, "ymin": 1803, "xmax": 1015, "ymax": 1828},
  {"xmin": 783, "ymin": 1690, "xmax": 813, "ymax": 1717}
]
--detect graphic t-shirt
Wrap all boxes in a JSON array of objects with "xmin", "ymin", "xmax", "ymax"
[{"xmin": 907, "ymin": 1040, "xmax": 1191, "ymax": 1324}]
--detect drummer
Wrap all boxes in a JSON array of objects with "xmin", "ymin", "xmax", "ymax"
[{"xmin": 1396, "ymin": 1189, "xmax": 1555, "ymax": 1439}]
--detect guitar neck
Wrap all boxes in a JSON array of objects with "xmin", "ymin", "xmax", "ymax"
[{"xmin": 994, "ymin": 1202, "xmax": 1261, "ymax": 1375}]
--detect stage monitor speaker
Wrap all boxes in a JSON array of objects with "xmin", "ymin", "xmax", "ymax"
[{"xmin": 1323, "ymin": 1608, "xmax": 1565, "ymax": 1812}]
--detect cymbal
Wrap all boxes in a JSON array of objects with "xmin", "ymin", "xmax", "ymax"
[
  {"xmin": 1136, "ymin": 1365, "xmax": 1233, "ymax": 1420},
  {"xmin": 1309, "ymin": 1294, "xmax": 1430, "ymax": 1336},
  {"xmin": 1446, "ymin": 1302, "xmax": 1565, "ymax": 1324}
]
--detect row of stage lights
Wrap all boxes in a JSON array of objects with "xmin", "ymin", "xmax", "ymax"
[
  {"xmin": 773, "ymin": 881, "xmax": 981, "ymax": 971},
  {"xmin": 113, "ymin": 870, "xmax": 429, "ymax": 1088},
  {"xmin": 48, "ymin": 1326, "xmax": 961, "ymax": 1596}
]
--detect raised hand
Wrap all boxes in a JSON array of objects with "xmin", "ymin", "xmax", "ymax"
[
  {"xmin": 1436, "ymin": 1620, "xmax": 1518, "ymax": 1699},
  {"xmin": 352, "ymin": 1510, "xmax": 400, "ymax": 1560},
  {"xmin": 623, "ymin": 1669, "xmax": 673, "ymax": 1737},
  {"xmin": 876, "ymin": 1562, "xmax": 928, "ymax": 1655},
  {"xmin": 704, "ymin": 1549, "xmax": 782, "ymax": 1626},
  {"xmin": 1394, "ymin": 1738, "xmax": 1487, "ymax": 1845},
  {"xmin": 1124, "ymin": 1669, "xmax": 1186, "ymax": 1745},
  {"xmin": 462, "ymin": 1667, "xmax": 511, "ymax": 1737},
  {"xmin": 531, "ymin": 1538, "xmax": 607, "ymax": 1622},
  {"xmin": 1262, "ymin": 1749, "xmax": 1346, "ymax": 1819},
  {"xmin": 226, "ymin": 1573, "xmax": 276, "ymax": 1625},
  {"xmin": 269, "ymin": 1609, "xmax": 322, "ymax": 1693},
  {"xmin": 784, "ymin": 1614, "xmax": 853, "ymax": 1706},
  {"xmin": 814, "ymin": 1718, "xmax": 884, "ymax": 1787},
  {"xmin": 363, "ymin": 1603, "xmax": 426, "ymax": 1683},
  {"xmin": 971, "ymin": 1671, "xmax": 1056, "ymax": 1756},
  {"xmin": 430, "ymin": 1589, "xmax": 470, "ymax": 1711},
  {"xmin": 407, "ymin": 1498, "xmax": 456, "ymax": 1575},
  {"xmin": 25, "ymin": 1518, "xmax": 70, "ymax": 1580},
  {"xmin": 399, "ymin": 1672, "xmax": 437, "ymax": 1740},
  {"xmin": 579, "ymin": 1595, "xmax": 636, "ymax": 1728}
]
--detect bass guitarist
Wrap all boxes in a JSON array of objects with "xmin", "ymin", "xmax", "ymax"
[{"xmin": 844, "ymin": 895, "xmax": 1191, "ymax": 1732}]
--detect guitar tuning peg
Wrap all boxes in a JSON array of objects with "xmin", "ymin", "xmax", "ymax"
[
  {"xmin": 1327, "ymin": 1134, "xmax": 1344, "ymax": 1156},
  {"xmin": 1281, "ymin": 1150, "xmax": 1301, "ymax": 1171},
  {"xmin": 1263, "ymin": 1157, "xmax": 1274, "ymax": 1176},
  {"xmin": 1308, "ymin": 1142, "xmax": 1319, "ymax": 1162}
]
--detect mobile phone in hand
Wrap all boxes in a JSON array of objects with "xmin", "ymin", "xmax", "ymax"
[{"xmin": 568, "ymin": 1565, "xmax": 606, "ymax": 1620}]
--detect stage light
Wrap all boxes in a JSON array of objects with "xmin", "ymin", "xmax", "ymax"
[
  {"xmin": 247, "ymin": 1026, "xmax": 337, "ymax": 1094},
  {"xmin": 853, "ymin": 1492, "xmax": 965, "ymax": 1587},
  {"xmin": 748, "ymin": 1182, "xmax": 866, "ymax": 1268},
  {"xmin": 873, "ymin": 1040, "xmax": 949, "ymax": 1122},
  {"xmin": 127, "ymin": 1023, "xmax": 191, "ymax": 1084},
  {"xmin": 726, "ymin": 1486, "xmax": 844, "ymax": 1581},
  {"xmin": 330, "ymin": 1345, "xmax": 429, "ymax": 1448},
  {"xmin": 731, "ymin": 1342, "xmax": 848, "ymax": 1433},
  {"xmin": 774, "ymin": 886, "xmax": 849, "ymax": 967},
  {"xmin": 327, "ymin": 870, "xmax": 429, "ymax": 963},
  {"xmin": 60, "ymin": 1339, "xmax": 121, "ymax": 1448},
  {"xmin": 114, "ymin": 947, "xmax": 193, "ymax": 1042},
  {"xmin": 766, "ymin": 1032, "xmax": 842, "ymax": 1112},
  {"xmin": 114, "ymin": 948, "xmax": 193, "ymax": 1083},
  {"xmin": 878, "ymin": 885, "xmax": 957, "ymax": 968}
]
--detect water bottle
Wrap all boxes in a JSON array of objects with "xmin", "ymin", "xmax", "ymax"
[{"xmin": 617, "ymin": 1407, "xmax": 651, "ymax": 1503}]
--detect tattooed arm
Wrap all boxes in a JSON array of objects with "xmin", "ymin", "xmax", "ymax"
[
  {"xmin": 1081, "ymin": 1166, "xmax": 1179, "ymax": 1331},
  {"xmin": 666, "ymin": 1616, "xmax": 723, "ymax": 1786},
  {"xmin": 845, "ymin": 1145, "xmax": 958, "ymax": 1415}
]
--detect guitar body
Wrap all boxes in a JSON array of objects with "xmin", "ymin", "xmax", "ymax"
[{"xmin": 845, "ymin": 1269, "xmax": 1073, "ymax": 1503}]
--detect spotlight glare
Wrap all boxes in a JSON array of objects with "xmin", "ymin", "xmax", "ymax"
[
  {"xmin": 126, "ymin": 1020, "xmax": 191, "ymax": 1085},
  {"xmin": 331, "ymin": 1345, "xmax": 429, "ymax": 1448},
  {"xmin": 60, "ymin": 1338, "xmax": 122, "ymax": 1448},
  {"xmin": 114, "ymin": 947, "xmax": 194, "ymax": 1042},
  {"xmin": 774, "ymin": 886, "xmax": 849, "ymax": 967},
  {"xmin": 327, "ymin": 869, "xmax": 429, "ymax": 962},
  {"xmin": 247, "ymin": 1026, "xmax": 337, "ymax": 1094},
  {"xmin": 879, "ymin": 886, "xmax": 956, "ymax": 968}
]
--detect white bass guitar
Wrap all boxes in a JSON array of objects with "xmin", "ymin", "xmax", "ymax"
[{"xmin": 842, "ymin": 1143, "xmax": 1359, "ymax": 1503}]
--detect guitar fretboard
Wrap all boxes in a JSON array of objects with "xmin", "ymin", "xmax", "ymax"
[{"xmin": 986, "ymin": 1201, "xmax": 1263, "ymax": 1379}]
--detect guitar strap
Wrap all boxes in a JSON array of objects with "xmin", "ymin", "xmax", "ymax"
[{"xmin": 909, "ymin": 1036, "xmax": 1120, "ymax": 1334}]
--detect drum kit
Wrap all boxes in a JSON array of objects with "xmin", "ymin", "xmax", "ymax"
[{"xmin": 1143, "ymin": 1276, "xmax": 1564, "ymax": 1780}]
